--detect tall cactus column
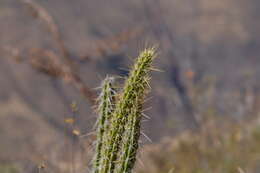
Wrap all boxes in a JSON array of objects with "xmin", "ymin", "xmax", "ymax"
[{"xmin": 92, "ymin": 48, "xmax": 157, "ymax": 173}]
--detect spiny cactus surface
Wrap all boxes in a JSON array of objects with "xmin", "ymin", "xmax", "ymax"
[
  {"xmin": 93, "ymin": 77, "xmax": 116, "ymax": 173},
  {"xmin": 93, "ymin": 48, "xmax": 156, "ymax": 173}
]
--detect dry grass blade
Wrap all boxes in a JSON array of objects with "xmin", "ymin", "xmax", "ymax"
[
  {"xmin": 20, "ymin": 0, "xmax": 73, "ymax": 66},
  {"xmin": 17, "ymin": 0, "xmax": 97, "ymax": 104},
  {"xmin": 237, "ymin": 167, "xmax": 246, "ymax": 173}
]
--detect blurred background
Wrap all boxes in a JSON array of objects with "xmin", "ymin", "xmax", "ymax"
[{"xmin": 1, "ymin": 0, "xmax": 260, "ymax": 172}]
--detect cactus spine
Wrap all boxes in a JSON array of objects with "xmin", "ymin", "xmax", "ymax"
[
  {"xmin": 93, "ymin": 77, "xmax": 116, "ymax": 173},
  {"xmin": 93, "ymin": 48, "xmax": 156, "ymax": 173}
]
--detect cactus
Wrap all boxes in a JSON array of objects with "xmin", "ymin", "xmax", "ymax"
[
  {"xmin": 93, "ymin": 48, "xmax": 156, "ymax": 173},
  {"xmin": 92, "ymin": 77, "xmax": 116, "ymax": 173}
]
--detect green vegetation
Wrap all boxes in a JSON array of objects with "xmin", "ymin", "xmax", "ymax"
[
  {"xmin": 93, "ymin": 77, "xmax": 116, "ymax": 173},
  {"xmin": 0, "ymin": 164, "xmax": 18, "ymax": 173},
  {"xmin": 92, "ymin": 48, "xmax": 156, "ymax": 173}
]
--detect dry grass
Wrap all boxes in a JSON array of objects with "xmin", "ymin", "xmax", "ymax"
[{"xmin": 137, "ymin": 116, "xmax": 260, "ymax": 173}]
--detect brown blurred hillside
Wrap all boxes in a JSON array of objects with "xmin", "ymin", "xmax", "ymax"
[{"xmin": 1, "ymin": 0, "xmax": 260, "ymax": 172}]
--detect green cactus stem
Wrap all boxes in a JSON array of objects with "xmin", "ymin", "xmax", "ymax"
[
  {"xmin": 100, "ymin": 48, "xmax": 156, "ymax": 173},
  {"xmin": 92, "ymin": 76, "xmax": 116, "ymax": 173}
]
